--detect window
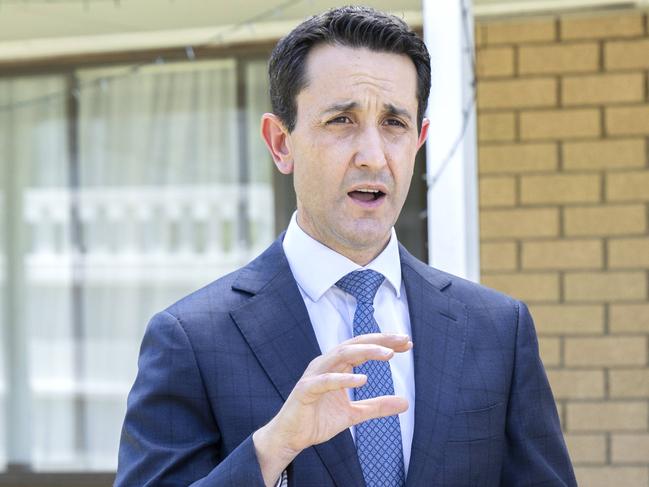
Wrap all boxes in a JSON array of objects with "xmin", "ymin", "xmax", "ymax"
[{"xmin": 0, "ymin": 55, "xmax": 274, "ymax": 475}]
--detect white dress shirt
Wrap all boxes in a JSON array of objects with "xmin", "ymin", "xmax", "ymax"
[{"xmin": 282, "ymin": 212, "xmax": 416, "ymax": 474}]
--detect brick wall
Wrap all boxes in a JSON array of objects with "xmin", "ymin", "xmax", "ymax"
[{"xmin": 475, "ymin": 9, "xmax": 649, "ymax": 486}]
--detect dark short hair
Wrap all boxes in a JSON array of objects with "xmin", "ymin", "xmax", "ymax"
[{"xmin": 268, "ymin": 5, "xmax": 431, "ymax": 133}]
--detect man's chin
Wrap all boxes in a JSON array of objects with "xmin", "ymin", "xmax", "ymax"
[{"xmin": 339, "ymin": 224, "xmax": 392, "ymax": 251}]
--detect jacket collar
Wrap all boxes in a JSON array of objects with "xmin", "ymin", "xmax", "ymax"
[{"xmin": 399, "ymin": 245, "xmax": 468, "ymax": 485}]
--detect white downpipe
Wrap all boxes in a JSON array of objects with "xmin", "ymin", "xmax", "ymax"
[{"xmin": 422, "ymin": 0, "xmax": 480, "ymax": 282}]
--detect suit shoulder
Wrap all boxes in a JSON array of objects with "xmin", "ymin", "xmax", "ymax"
[
  {"xmin": 407, "ymin": 258, "xmax": 526, "ymax": 352},
  {"xmin": 446, "ymin": 270, "xmax": 517, "ymax": 309},
  {"xmin": 160, "ymin": 237, "xmax": 287, "ymax": 324},
  {"xmin": 406, "ymin": 255, "xmax": 519, "ymax": 310},
  {"xmin": 164, "ymin": 267, "xmax": 249, "ymax": 319}
]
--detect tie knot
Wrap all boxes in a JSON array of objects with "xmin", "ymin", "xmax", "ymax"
[{"xmin": 335, "ymin": 269, "xmax": 385, "ymax": 304}]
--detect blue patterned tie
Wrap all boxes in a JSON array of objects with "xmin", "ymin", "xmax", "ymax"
[{"xmin": 336, "ymin": 270, "xmax": 405, "ymax": 487}]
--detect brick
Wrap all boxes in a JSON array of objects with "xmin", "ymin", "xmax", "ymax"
[
  {"xmin": 479, "ymin": 143, "xmax": 558, "ymax": 174},
  {"xmin": 475, "ymin": 24, "xmax": 486, "ymax": 48},
  {"xmin": 480, "ymin": 241, "xmax": 517, "ymax": 271},
  {"xmin": 563, "ymin": 138, "xmax": 646, "ymax": 171},
  {"xmin": 484, "ymin": 17, "xmax": 556, "ymax": 45},
  {"xmin": 606, "ymin": 38, "xmax": 649, "ymax": 70},
  {"xmin": 607, "ymin": 171, "xmax": 649, "ymax": 202},
  {"xmin": 565, "ymin": 336, "xmax": 647, "ymax": 366},
  {"xmin": 520, "ymin": 109, "xmax": 600, "ymax": 140},
  {"xmin": 607, "ymin": 105, "xmax": 649, "ymax": 136},
  {"xmin": 564, "ymin": 205, "xmax": 647, "ymax": 237},
  {"xmin": 610, "ymin": 370, "xmax": 649, "ymax": 398},
  {"xmin": 522, "ymin": 240, "xmax": 602, "ymax": 270},
  {"xmin": 574, "ymin": 467, "xmax": 648, "ymax": 487},
  {"xmin": 478, "ymin": 112, "xmax": 516, "ymax": 142},
  {"xmin": 561, "ymin": 12, "xmax": 645, "ymax": 40},
  {"xmin": 481, "ymin": 208, "xmax": 559, "ymax": 239},
  {"xmin": 481, "ymin": 272, "xmax": 559, "ymax": 302},
  {"xmin": 562, "ymin": 73, "xmax": 645, "ymax": 106},
  {"xmin": 611, "ymin": 304, "xmax": 649, "ymax": 333},
  {"xmin": 609, "ymin": 238, "xmax": 649, "ymax": 268},
  {"xmin": 564, "ymin": 434, "xmax": 606, "ymax": 463},
  {"xmin": 538, "ymin": 337, "xmax": 561, "ymax": 366},
  {"xmin": 520, "ymin": 173, "xmax": 600, "ymax": 205},
  {"xmin": 564, "ymin": 271, "xmax": 647, "ymax": 302},
  {"xmin": 528, "ymin": 304, "xmax": 604, "ymax": 335},
  {"xmin": 567, "ymin": 401, "xmax": 648, "ymax": 431},
  {"xmin": 478, "ymin": 78, "xmax": 557, "ymax": 110},
  {"xmin": 479, "ymin": 176, "xmax": 516, "ymax": 207},
  {"xmin": 476, "ymin": 47, "xmax": 514, "ymax": 77},
  {"xmin": 547, "ymin": 369, "xmax": 605, "ymax": 399},
  {"xmin": 612, "ymin": 434, "xmax": 649, "ymax": 463},
  {"xmin": 519, "ymin": 43, "xmax": 599, "ymax": 75}
]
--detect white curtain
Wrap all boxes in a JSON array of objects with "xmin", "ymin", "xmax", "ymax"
[
  {"xmin": 1, "ymin": 58, "xmax": 275, "ymax": 471},
  {"xmin": 0, "ymin": 75, "xmax": 70, "ymax": 469},
  {"xmin": 0, "ymin": 145, "xmax": 3, "ymax": 470}
]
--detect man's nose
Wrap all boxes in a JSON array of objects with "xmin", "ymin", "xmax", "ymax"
[{"xmin": 353, "ymin": 126, "xmax": 388, "ymax": 169}]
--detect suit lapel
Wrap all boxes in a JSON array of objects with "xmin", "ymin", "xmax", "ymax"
[
  {"xmin": 229, "ymin": 238, "xmax": 365, "ymax": 487},
  {"xmin": 400, "ymin": 248, "xmax": 468, "ymax": 486}
]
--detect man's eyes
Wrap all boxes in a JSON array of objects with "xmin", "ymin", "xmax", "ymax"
[
  {"xmin": 327, "ymin": 115, "xmax": 353, "ymax": 124},
  {"xmin": 384, "ymin": 118, "xmax": 407, "ymax": 128},
  {"xmin": 325, "ymin": 116, "xmax": 407, "ymax": 127}
]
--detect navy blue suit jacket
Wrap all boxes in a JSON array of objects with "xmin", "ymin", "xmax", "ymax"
[{"xmin": 115, "ymin": 237, "xmax": 576, "ymax": 486}]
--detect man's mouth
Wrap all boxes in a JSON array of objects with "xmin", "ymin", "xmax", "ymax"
[{"xmin": 348, "ymin": 188, "xmax": 386, "ymax": 202}]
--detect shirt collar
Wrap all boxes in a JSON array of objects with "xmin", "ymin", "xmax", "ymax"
[{"xmin": 282, "ymin": 212, "xmax": 402, "ymax": 302}]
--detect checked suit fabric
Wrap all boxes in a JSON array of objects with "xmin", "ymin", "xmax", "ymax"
[
  {"xmin": 115, "ymin": 236, "xmax": 577, "ymax": 486},
  {"xmin": 336, "ymin": 269, "xmax": 406, "ymax": 487}
]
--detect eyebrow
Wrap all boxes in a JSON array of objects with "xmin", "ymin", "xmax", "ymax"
[
  {"xmin": 319, "ymin": 101, "xmax": 413, "ymax": 122},
  {"xmin": 384, "ymin": 103, "xmax": 413, "ymax": 122},
  {"xmin": 320, "ymin": 101, "xmax": 358, "ymax": 116}
]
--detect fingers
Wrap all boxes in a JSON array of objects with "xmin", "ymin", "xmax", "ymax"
[
  {"xmin": 297, "ymin": 372, "xmax": 367, "ymax": 402},
  {"xmin": 306, "ymin": 334, "xmax": 412, "ymax": 375},
  {"xmin": 312, "ymin": 344, "xmax": 394, "ymax": 373},
  {"xmin": 350, "ymin": 396, "xmax": 409, "ymax": 424},
  {"xmin": 294, "ymin": 373, "xmax": 410, "ymax": 423},
  {"xmin": 347, "ymin": 333, "xmax": 413, "ymax": 352}
]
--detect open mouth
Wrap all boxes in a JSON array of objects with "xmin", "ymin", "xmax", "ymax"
[{"xmin": 348, "ymin": 189, "xmax": 386, "ymax": 203}]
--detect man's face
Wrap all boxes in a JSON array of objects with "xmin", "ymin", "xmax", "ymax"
[{"xmin": 272, "ymin": 44, "xmax": 428, "ymax": 261}]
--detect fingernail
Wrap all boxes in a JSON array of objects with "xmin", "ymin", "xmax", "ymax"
[{"xmin": 387, "ymin": 333, "xmax": 409, "ymax": 340}]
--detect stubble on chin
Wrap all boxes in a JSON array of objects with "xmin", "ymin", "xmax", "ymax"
[
  {"xmin": 330, "ymin": 217, "xmax": 393, "ymax": 259},
  {"xmin": 298, "ymin": 211, "xmax": 384, "ymax": 256}
]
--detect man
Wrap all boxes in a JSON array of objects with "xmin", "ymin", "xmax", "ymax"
[{"xmin": 116, "ymin": 6, "xmax": 576, "ymax": 486}]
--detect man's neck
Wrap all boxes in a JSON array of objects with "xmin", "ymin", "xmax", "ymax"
[{"xmin": 295, "ymin": 213, "xmax": 390, "ymax": 267}]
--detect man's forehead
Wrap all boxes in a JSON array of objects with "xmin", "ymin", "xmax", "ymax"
[
  {"xmin": 303, "ymin": 43, "xmax": 415, "ymax": 77},
  {"xmin": 299, "ymin": 44, "xmax": 418, "ymax": 108}
]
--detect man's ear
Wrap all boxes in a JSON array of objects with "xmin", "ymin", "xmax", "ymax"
[
  {"xmin": 261, "ymin": 113, "xmax": 294, "ymax": 174},
  {"xmin": 417, "ymin": 117, "xmax": 430, "ymax": 150}
]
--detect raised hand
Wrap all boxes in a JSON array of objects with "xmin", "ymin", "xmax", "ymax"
[{"xmin": 252, "ymin": 333, "xmax": 412, "ymax": 486}]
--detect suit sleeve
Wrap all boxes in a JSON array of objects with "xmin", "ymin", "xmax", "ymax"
[
  {"xmin": 500, "ymin": 302, "xmax": 577, "ymax": 487},
  {"xmin": 115, "ymin": 310, "xmax": 266, "ymax": 487}
]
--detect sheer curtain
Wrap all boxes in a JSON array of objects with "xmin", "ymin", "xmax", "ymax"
[
  {"xmin": 0, "ymin": 131, "xmax": 3, "ymax": 470},
  {"xmin": 1, "ymin": 58, "xmax": 275, "ymax": 471},
  {"xmin": 246, "ymin": 60, "xmax": 274, "ymax": 245},
  {"xmin": 0, "ymin": 76, "xmax": 70, "ymax": 469}
]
